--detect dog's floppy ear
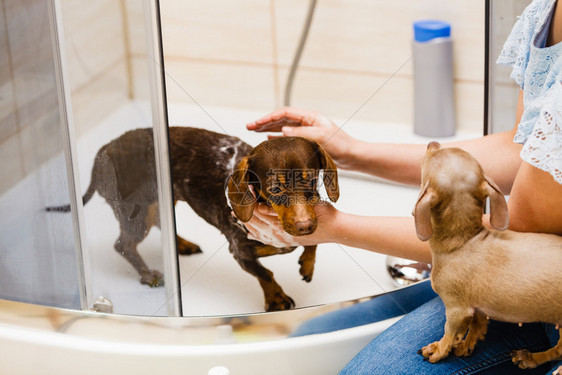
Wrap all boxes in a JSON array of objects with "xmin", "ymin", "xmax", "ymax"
[
  {"xmin": 227, "ymin": 157, "xmax": 255, "ymax": 222},
  {"xmin": 413, "ymin": 181, "xmax": 436, "ymax": 241},
  {"xmin": 315, "ymin": 143, "xmax": 339, "ymax": 202},
  {"xmin": 482, "ymin": 175, "xmax": 509, "ymax": 231}
]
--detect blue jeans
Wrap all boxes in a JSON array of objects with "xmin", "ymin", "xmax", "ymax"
[
  {"xmin": 338, "ymin": 289, "xmax": 561, "ymax": 374},
  {"xmin": 291, "ymin": 280, "xmax": 438, "ymax": 337}
]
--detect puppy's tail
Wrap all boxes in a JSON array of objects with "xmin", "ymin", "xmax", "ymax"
[{"xmin": 45, "ymin": 180, "xmax": 96, "ymax": 213}]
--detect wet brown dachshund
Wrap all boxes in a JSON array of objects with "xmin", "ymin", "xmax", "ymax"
[
  {"xmin": 47, "ymin": 127, "xmax": 339, "ymax": 312},
  {"xmin": 415, "ymin": 142, "xmax": 562, "ymax": 372}
]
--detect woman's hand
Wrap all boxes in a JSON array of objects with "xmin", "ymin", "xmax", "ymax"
[
  {"xmin": 243, "ymin": 202, "xmax": 338, "ymax": 248},
  {"xmin": 246, "ymin": 107, "xmax": 356, "ymax": 169}
]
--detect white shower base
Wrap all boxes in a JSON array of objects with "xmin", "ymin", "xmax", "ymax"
[{"xmin": 0, "ymin": 297, "xmax": 402, "ymax": 375}]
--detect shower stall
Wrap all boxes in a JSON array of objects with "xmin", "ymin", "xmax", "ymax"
[{"xmin": 0, "ymin": 0, "xmax": 518, "ymax": 373}]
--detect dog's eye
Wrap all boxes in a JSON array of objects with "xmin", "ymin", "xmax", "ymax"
[
  {"xmin": 269, "ymin": 186, "xmax": 282, "ymax": 195},
  {"xmin": 310, "ymin": 178, "xmax": 317, "ymax": 189}
]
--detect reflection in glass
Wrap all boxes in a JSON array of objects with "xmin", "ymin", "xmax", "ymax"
[{"xmin": 57, "ymin": 0, "xmax": 175, "ymax": 316}]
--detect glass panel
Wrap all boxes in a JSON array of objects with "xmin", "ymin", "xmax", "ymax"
[
  {"xmin": 52, "ymin": 0, "xmax": 177, "ymax": 316},
  {"xmin": 486, "ymin": 0, "xmax": 527, "ymax": 134},
  {"xmin": 0, "ymin": 0, "xmax": 80, "ymax": 309}
]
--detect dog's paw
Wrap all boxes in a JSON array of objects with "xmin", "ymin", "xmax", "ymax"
[
  {"xmin": 553, "ymin": 365, "xmax": 562, "ymax": 375},
  {"xmin": 511, "ymin": 349, "xmax": 539, "ymax": 369},
  {"xmin": 418, "ymin": 341, "xmax": 449, "ymax": 363},
  {"xmin": 298, "ymin": 259, "xmax": 314, "ymax": 282},
  {"xmin": 418, "ymin": 342, "xmax": 438, "ymax": 359},
  {"xmin": 265, "ymin": 293, "xmax": 295, "ymax": 312},
  {"xmin": 176, "ymin": 237, "xmax": 202, "ymax": 255},
  {"xmin": 454, "ymin": 341, "xmax": 475, "ymax": 357},
  {"xmin": 140, "ymin": 270, "xmax": 164, "ymax": 288}
]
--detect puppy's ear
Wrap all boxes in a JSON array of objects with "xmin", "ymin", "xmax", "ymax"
[
  {"xmin": 482, "ymin": 175, "xmax": 509, "ymax": 231},
  {"xmin": 227, "ymin": 157, "xmax": 255, "ymax": 222},
  {"xmin": 427, "ymin": 141, "xmax": 441, "ymax": 151},
  {"xmin": 413, "ymin": 182, "xmax": 436, "ymax": 241},
  {"xmin": 315, "ymin": 143, "xmax": 339, "ymax": 202}
]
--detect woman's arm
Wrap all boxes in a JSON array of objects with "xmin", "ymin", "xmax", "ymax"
[
  {"xmin": 508, "ymin": 161, "xmax": 562, "ymax": 235},
  {"xmin": 345, "ymin": 129, "xmax": 521, "ymax": 193},
  {"xmin": 323, "ymin": 212, "xmax": 433, "ymax": 264}
]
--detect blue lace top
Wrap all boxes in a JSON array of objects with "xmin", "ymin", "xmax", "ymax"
[{"xmin": 497, "ymin": 0, "xmax": 562, "ymax": 183}]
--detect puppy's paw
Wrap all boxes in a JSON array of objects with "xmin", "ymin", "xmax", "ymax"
[
  {"xmin": 265, "ymin": 293, "xmax": 295, "ymax": 312},
  {"xmin": 140, "ymin": 270, "xmax": 164, "ymax": 288},
  {"xmin": 177, "ymin": 237, "xmax": 202, "ymax": 255},
  {"xmin": 419, "ymin": 341, "xmax": 450, "ymax": 363},
  {"xmin": 553, "ymin": 365, "xmax": 562, "ymax": 375},
  {"xmin": 419, "ymin": 342, "xmax": 439, "ymax": 359},
  {"xmin": 298, "ymin": 259, "xmax": 314, "ymax": 282},
  {"xmin": 511, "ymin": 349, "xmax": 539, "ymax": 369},
  {"xmin": 454, "ymin": 340, "xmax": 475, "ymax": 357}
]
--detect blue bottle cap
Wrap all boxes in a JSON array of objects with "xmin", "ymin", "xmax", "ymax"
[{"xmin": 413, "ymin": 20, "xmax": 451, "ymax": 42}]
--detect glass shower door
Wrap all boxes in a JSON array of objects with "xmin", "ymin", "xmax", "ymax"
[
  {"xmin": 0, "ymin": 0, "xmax": 81, "ymax": 309},
  {"xmin": 0, "ymin": 0, "xmax": 181, "ymax": 316}
]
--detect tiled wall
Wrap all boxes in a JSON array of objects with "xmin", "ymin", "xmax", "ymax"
[
  {"xmin": 0, "ymin": 0, "xmax": 69, "ymax": 193},
  {"xmin": 0, "ymin": 0, "xmax": 131, "ymax": 193},
  {"xmin": 156, "ymin": 0, "xmax": 487, "ymax": 132},
  {"xmin": 61, "ymin": 0, "xmax": 131, "ymax": 137}
]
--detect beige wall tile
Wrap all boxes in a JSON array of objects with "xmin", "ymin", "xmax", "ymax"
[
  {"xmin": 0, "ymin": 109, "xmax": 18, "ymax": 142},
  {"xmin": 71, "ymin": 61, "xmax": 130, "ymax": 138},
  {"xmin": 135, "ymin": 57, "xmax": 277, "ymax": 113},
  {"xmin": 0, "ymin": 0, "xmax": 59, "ymax": 194},
  {"xmin": 0, "ymin": 0, "xmax": 130, "ymax": 193},
  {"xmin": 487, "ymin": 0, "xmax": 527, "ymax": 134},
  {"xmin": 275, "ymin": 0, "xmax": 412, "ymax": 75},
  {"xmin": 0, "ymin": 0, "xmax": 15, "ymax": 141},
  {"xmin": 274, "ymin": 0, "xmax": 484, "ymax": 82},
  {"xmin": 158, "ymin": 0, "xmax": 274, "ymax": 64},
  {"xmin": 4, "ymin": 0, "xmax": 58, "ymax": 132},
  {"xmin": 0, "ymin": 40, "xmax": 18, "ymax": 141},
  {"xmin": 279, "ymin": 66, "xmax": 414, "ymax": 127},
  {"xmin": 0, "ymin": 135, "xmax": 23, "ymax": 194},
  {"xmin": 129, "ymin": 0, "xmax": 279, "ymax": 112},
  {"xmin": 454, "ymin": 80, "xmax": 485, "ymax": 133},
  {"xmin": 281, "ymin": 65, "xmax": 483, "ymax": 133},
  {"xmin": 59, "ymin": 0, "xmax": 132, "ymax": 136},
  {"xmin": 123, "ymin": 0, "xmax": 146, "ymax": 57},
  {"xmin": 18, "ymin": 108, "xmax": 64, "ymax": 176},
  {"xmin": 61, "ymin": 0, "xmax": 127, "ymax": 92}
]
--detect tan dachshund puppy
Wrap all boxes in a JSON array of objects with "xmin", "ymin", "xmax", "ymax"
[
  {"xmin": 415, "ymin": 142, "xmax": 562, "ymax": 371},
  {"xmin": 47, "ymin": 127, "xmax": 338, "ymax": 312}
]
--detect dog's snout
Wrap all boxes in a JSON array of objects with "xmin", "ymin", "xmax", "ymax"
[{"xmin": 295, "ymin": 219, "xmax": 315, "ymax": 235}]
